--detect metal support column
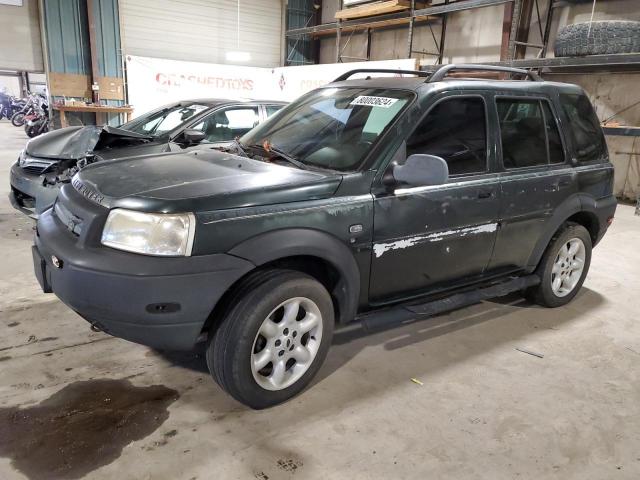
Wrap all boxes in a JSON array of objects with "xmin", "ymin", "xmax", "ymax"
[
  {"xmin": 406, "ymin": 0, "xmax": 416, "ymax": 58},
  {"xmin": 437, "ymin": 0, "xmax": 449, "ymax": 64}
]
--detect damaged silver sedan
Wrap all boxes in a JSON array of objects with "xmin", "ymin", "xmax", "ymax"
[{"xmin": 9, "ymin": 99, "xmax": 285, "ymax": 217}]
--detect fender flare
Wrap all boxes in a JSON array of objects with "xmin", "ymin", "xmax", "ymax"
[
  {"xmin": 228, "ymin": 228, "xmax": 361, "ymax": 324},
  {"xmin": 525, "ymin": 195, "xmax": 583, "ymax": 271}
]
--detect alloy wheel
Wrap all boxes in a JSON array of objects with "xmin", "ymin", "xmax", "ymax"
[
  {"xmin": 551, "ymin": 237, "xmax": 586, "ymax": 297},
  {"xmin": 251, "ymin": 297, "xmax": 323, "ymax": 391}
]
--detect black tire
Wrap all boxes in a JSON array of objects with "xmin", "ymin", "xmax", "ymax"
[
  {"xmin": 11, "ymin": 112, "xmax": 25, "ymax": 127},
  {"xmin": 525, "ymin": 223, "xmax": 592, "ymax": 308},
  {"xmin": 206, "ymin": 269, "xmax": 335, "ymax": 409},
  {"xmin": 25, "ymin": 124, "xmax": 38, "ymax": 138},
  {"xmin": 554, "ymin": 21, "xmax": 640, "ymax": 57}
]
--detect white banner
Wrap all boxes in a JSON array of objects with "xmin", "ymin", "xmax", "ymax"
[{"xmin": 125, "ymin": 55, "xmax": 418, "ymax": 117}]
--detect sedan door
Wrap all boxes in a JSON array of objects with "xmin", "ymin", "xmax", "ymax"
[{"xmin": 369, "ymin": 94, "xmax": 501, "ymax": 303}]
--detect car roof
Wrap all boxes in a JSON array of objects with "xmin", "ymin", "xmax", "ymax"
[{"xmin": 179, "ymin": 98, "xmax": 288, "ymax": 107}]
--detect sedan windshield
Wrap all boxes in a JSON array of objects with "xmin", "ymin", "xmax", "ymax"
[
  {"xmin": 240, "ymin": 87, "xmax": 413, "ymax": 171},
  {"xmin": 119, "ymin": 103, "xmax": 210, "ymax": 136}
]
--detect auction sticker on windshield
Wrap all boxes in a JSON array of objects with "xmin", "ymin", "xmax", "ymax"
[{"xmin": 350, "ymin": 96, "xmax": 399, "ymax": 108}]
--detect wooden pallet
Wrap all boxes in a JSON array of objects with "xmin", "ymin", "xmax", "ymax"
[{"xmin": 335, "ymin": 0, "xmax": 428, "ymax": 21}]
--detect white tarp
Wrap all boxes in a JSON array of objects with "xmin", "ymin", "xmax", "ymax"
[{"xmin": 125, "ymin": 55, "xmax": 418, "ymax": 117}]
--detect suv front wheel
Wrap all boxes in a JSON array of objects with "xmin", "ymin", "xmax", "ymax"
[
  {"xmin": 207, "ymin": 269, "xmax": 334, "ymax": 409},
  {"xmin": 526, "ymin": 222, "xmax": 592, "ymax": 307}
]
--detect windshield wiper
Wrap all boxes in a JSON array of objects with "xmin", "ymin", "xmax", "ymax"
[
  {"xmin": 250, "ymin": 142, "xmax": 308, "ymax": 170},
  {"xmin": 231, "ymin": 138, "xmax": 249, "ymax": 157}
]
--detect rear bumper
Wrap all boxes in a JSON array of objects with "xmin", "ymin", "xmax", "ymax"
[
  {"xmin": 34, "ymin": 209, "xmax": 255, "ymax": 350},
  {"xmin": 590, "ymin": 194, "xmax": 617, "ymax": 246},
  {"xmin": 10, "ymin": 163, "xmax": 60, "ymax": 218}
]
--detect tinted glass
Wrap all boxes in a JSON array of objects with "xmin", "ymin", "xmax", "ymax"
[
  {"xmin": 559, "ymin": 93, "xmax": 607, "ymax": 163},
  {"xmin": 406, "ymin": 97, "xmax": 487, "ymax": 175},
  {"xmin": 265, "ymin": 105, "xmax": 284, "ymax": 117},
  {"xmin": 120, "ymin": 103, "xmax": 209, "ymax": 136},
  {"xmin": 542, "ymin": 102, "xmax": 564, "ymax": 164},
  {"xmin": 497, "ymin": 99, "xmax": 547, "ymax": 168},
  {"xmin": 240, "ymin": 88, "xmax": 412, "ymax": 171},
  {"xmin": 192, "ymin": 107, "xmax": 259, "ymax": 142}
]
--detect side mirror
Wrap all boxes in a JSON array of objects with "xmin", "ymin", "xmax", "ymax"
[
  {"xmin": 393, "ymin": 154, "xmax": 449, "ymax": 187},
  {"xmin": 181, "ymin": 129, "xmax": 206, "ymax": 144}
]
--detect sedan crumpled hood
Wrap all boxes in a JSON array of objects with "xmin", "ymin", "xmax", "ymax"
[
  {"xmin": 25, "ymin": 125, "xmax": 154, "ymax": 161},
  {"xmin": 73, "ymin": 149, "xmax": 342, "ymax": 213}
]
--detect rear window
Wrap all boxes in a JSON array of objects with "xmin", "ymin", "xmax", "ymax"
[{"xmin": 559, "ymin": 93, "xmax": 607, "ymax": 164}]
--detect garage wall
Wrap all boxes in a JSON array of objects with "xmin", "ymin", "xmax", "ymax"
[
  {"xmin": 319, "ymin": 0, "xmax": 640, "ymax": 64},
  {"xmin": 0, "ymin": 0, "xmax": 43, "ymax": 71},
  {"xmin": 119, "ymin": 0, "xmax": 283, "ymax": 67}
]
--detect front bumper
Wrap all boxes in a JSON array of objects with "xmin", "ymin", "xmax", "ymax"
[
  {"xmin": 9, "ymin": 163, "xmax": 60, "ymax": 218},
  {"xmin": 34, "ymin": 205, "xmax": 255, "ymax": 350}
]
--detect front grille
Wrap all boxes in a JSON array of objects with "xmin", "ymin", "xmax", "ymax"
[
  {"xmin": 54, "ymin": 200, "xmax": 84, "ymax": 236},
  {"xmin": 22, "ymin": 165, "xmax": 48, "ymax": 175}
]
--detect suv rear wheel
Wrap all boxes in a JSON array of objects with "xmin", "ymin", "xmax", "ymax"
[
  {"xmin": 526, "ymin": 223, "xmax": 592, "ymax": 307},
  {"xmin": 206, "ymin": 269, "xmax": 334, "ymax": 409}
]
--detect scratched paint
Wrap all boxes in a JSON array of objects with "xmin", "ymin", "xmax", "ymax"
[{"xmin": 373, "ymin": 223, "xmax": 498, "ymax": 258}]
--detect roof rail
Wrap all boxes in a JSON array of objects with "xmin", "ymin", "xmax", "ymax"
[
  {"xmin": 427, "ymin": 64, "xmax": 542, "ymax": 82},
  {"xmin": 332, "ymin": 68, "xmax": 430, "ymax": 82}
]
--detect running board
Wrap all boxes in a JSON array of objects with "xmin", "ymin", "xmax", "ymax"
[{"xmin": 336, "ymin": 275, "xmax": 540, "ymax": 335}]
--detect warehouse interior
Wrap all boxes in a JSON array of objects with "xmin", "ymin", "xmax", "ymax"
[{"xmin": 1, "ymin": 0, "xmax": 639, "ymax": 479}]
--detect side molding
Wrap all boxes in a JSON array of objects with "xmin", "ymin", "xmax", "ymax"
[{"xmin": 228, "ymin": 228, "xmax": 361, "ymax": 324}]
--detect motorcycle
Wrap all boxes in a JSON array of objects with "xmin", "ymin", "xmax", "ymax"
[
  {"xmin": 11, "ymin": 93, "xmax": 44, "ymax": 127},
  {"xmin": 24, "ymin": 102, "xmax": 49, "ymax": 138},
  {"xmin": 0, "ymin": 94, "xmax": 25, "ymax": 121}
]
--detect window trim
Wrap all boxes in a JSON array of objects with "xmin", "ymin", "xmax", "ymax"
[
  {"xmin": 494, "ymin": 95, "xmax": 568, "ymax": 171},
  {"xmin": 403, "ymin": 93, "xmax": 491, "ymax": 179}
]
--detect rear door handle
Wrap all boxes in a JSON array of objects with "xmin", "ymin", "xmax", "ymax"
[
  {"xmin": 558, "ymin": 179, "xmax": 571, "ymax": 187},
  {"xmin": 477, "ymin": 190, "xmax": 494, "ymax": 199}
]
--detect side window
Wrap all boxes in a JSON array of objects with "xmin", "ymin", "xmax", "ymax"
[
  {"xmin": 497, "ymin": 99, "xmax": 547, "ymax": 168},
  {"xmin": 192, "ymin": 107, "xmax": 259, "ymax": 142},
  {"xmin": 559, "ymin": 93, "xmax": 607, "ymax": 163},
  {"xmin": 265, "ymin": 105, "xmax": 284, "ymax": 117},
  {"xmin": 406, "ymin": 97, "xmax": 487, "ymax": 176},
  {"xmin": 541, "ymin": 102, "xmax": 564, "ymax": 164}
]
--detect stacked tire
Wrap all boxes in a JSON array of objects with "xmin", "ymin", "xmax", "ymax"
[{"xmin": 554, "ymin": 20, "xmax": 640, "ymax": 57}]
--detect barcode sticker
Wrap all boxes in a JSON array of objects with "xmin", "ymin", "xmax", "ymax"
[{"xmin": 350, "ymin": 96, "xmax": 399, "ymax": 108}]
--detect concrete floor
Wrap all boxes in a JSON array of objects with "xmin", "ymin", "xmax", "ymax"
[{"xmin": 0, "ymin": 119, "xmax": 639, "ymax": 480}]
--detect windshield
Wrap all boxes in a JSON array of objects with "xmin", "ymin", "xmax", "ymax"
[
  {"xmin": 119, "ymin": 103, "xmax": 210, "ymax": 136},
  {"xmin": 240, "ymin": 87, "xmax": 413, "ymax": 171}
]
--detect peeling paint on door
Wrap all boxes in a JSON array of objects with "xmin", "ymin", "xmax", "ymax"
[{"xmin": 373, "ymin": 223, "xmax": 498, "ymax": 258}]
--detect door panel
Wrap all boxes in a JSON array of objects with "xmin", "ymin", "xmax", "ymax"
[
  {"xmin": 369, "ymin": 180, "xmax": 500, "ymax": 301},
  {"xmin": 488, "ymin": 96, "xmax": 576, "ymax": 271},
  {"xmin": 489, "ymin": 168, "xmax": 575, "ymax": 270},
  {"xmin": 369, "ymin": 94, "xmax": 501, "ymax": 302}
]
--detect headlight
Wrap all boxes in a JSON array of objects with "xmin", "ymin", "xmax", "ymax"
[
  {"xmin": 101, "ymin": 209, "xmax": 196, "ymax": 256},
  {"xmin": 17, "ymin": 150, "xmax": 26, "ymax": 166}
]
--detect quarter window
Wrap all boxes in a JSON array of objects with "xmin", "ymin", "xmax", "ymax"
[
  {"xmin": 497, "ymin": 98, "xmax": 564, "ymax": 168},
  {"xmin": 559, "ymin": 93, "xmax": 607, "ymax": 163},
  {"xmin": 406, "ymin": 97, "xmax": 487, "ymax": 175}
]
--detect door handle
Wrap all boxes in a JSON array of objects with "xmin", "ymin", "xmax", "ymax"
[
  {"xmin": 477, "ymin": 190, "xmax": 494, "ymax": 199},
  {"xmin": 558, "ymin": 179, "xmax": 571, "ymax": 187}
]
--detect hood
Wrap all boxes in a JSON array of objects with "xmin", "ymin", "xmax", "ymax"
[
  {"xmin": 73, "ymin": 149, "xmax": 342, "ymax": 213},
  {"xmin": 25, "ymin": 125, "xmax": 154, "ymax": 161}
]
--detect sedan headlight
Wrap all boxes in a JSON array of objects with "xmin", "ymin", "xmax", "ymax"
[
  {"xmin": 101, "ymin": 209, "xmax": 196, "ymax": 256},
  {"xmin": 17, "ymin": 150, "xmax": 26, "ymax": 166}
]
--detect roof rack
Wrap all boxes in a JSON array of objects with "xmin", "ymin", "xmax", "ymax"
[
  {"xmin": 332, "ymin": 68, "xmax": 430, "ymax": 82},
  {"xmin": 428, "ymin": 64, "xmax": 542, "ymax": 82}
]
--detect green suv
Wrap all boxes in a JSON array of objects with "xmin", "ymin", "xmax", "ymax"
[{"xmin": 32, "ymin": 65, "xmax": 616, "ymax": 408}]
